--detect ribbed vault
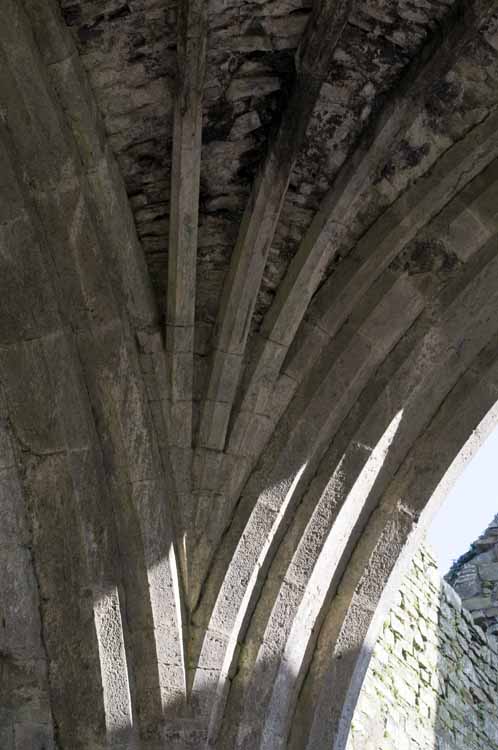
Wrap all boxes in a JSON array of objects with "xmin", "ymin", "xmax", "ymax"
[{"xmin": 1, "ymin": 1, "xmax": 498, "ymax": 749}]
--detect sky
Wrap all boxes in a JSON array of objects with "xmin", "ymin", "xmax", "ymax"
[{"xmin": 427, "ymin": 423, "xmax": 498, "ymax": 574}]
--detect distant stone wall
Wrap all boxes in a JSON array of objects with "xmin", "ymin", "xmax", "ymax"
[
  {"xmin": 347, "ymin": 546, "xmax": 498, "ymax": 750},
  {"xmin": 447, "ymin": 514, "xmax": 498, "ymax": 636}
]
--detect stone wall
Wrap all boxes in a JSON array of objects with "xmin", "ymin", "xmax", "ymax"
[
  {"xmin": 347, "ymin": 545, "xmax": 498, "ymax": 750},
  {"xmin": 448, "ymin": 514, "xmax": 498, "ymax": 636}
]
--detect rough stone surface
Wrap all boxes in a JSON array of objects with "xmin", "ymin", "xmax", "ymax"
[
  {"xmin": 448, "ymin": 514, "xmax": 498, "ymax": 635},
  {"xmin": 2, "ymin": 0, "xmax": 498, "ymax": 748}
]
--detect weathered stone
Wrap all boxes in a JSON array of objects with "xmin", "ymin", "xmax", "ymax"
[
  {"xmin": 448, "ymin": 514, "xmax": 498, "ymax": 633},
  {"xmin": 3, "ymin": 0, "xmax": 498, "ymax": 748}
]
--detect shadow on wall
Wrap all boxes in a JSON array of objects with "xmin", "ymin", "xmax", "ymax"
[
  {"xmin": 3, "ymin": 502, "xmax": 498, "ymax": 750},
  {"xmin": 97, "ymin": 560, "xmax": 498, "ymax": 750},
  {"xmin": 345, "ymin": 545, "xmax": 498, "ymax": 750}
]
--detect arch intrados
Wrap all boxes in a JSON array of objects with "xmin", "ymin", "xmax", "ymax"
[
  {"xmin": 207, "ymin": 269, "xmax": 498, "ymax": 749},
  {"xmin": 296, "ymin": 361, "xmax": 498, "ymax": 750}
]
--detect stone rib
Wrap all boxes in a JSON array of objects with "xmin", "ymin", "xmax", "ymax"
[
  {"xmin": 208, "ymin": 245, "xmax": 498, "ymax": 748},
  {"xmin": 187, "ymin": 271, "xmax": 405, "ymax": 611},
  {"xmin": 197, "ymin": 0, "xmax": 354, "ymax": 452},
  {"xmin": 192, "ymin": 157, "xmax": 498, "ymax": 738},
  {"xmin": 193, "ymin": 277, "xmax": 423, "ymax": 731},
  {"xmin": 190, "ymin": 105, "xmax": 498, "ymax": 645},
  {"xmin": 29, "ymin": 0, "xmax": 190, "ymax": 648},
  {"xmin": 0, "ymin": 1, "xmax": 187, "ymax": 737},
  {"xmin": 253, "ymin": 255, "xmax": 498, "ymax": 750},
  {"xmin": 167, "ymin": 0, "xmax": 207, "ymax": 450},
  {"xmin": 304, "ymin": 345, "xmax": 498, "ymax": 750},
  {"xmin": 248, "ymin": 412, "xmax": 405, "ymax": 750}
]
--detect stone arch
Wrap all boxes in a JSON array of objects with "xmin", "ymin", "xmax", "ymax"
[
  {"xmin": 0, "ymin": 1, "xmax": 185, "ymax": 744},
  {"xmin": 2, "ymin": 0, "xmax": 498, "ymax": 749},
  {"xmin": 196, "ymin": 257, "xmax": 498, "ymax": 750}
]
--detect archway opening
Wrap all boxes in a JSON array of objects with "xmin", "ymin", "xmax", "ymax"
[
  {"xmin": 346, "ymin": 420, "xmax": 498, "ymax": 750},
  {"xmin": 428, "ymin": 424, "xmax": 498, "ymax": 575}
]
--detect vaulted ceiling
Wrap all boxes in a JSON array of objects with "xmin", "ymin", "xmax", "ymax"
[{"xmin": 2, "ymin": 0, "xmax": 498, "ymax": 748}]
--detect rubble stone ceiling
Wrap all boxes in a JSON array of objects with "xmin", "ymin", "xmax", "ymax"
[{"xmin": 2, "ymin": 0, "xmax": 498, "ymax": 748}]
